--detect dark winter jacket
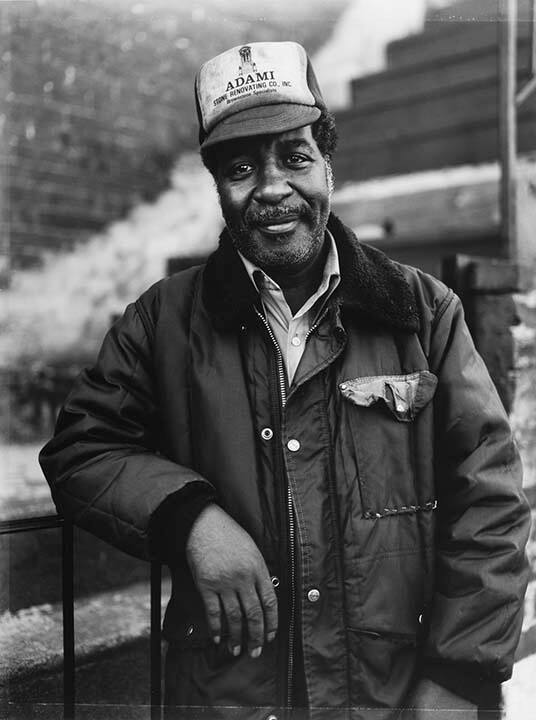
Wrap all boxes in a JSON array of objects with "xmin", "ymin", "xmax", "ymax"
[{"xmin": 40, "ymin": 214, "xmax": 530, "ymax": 718}]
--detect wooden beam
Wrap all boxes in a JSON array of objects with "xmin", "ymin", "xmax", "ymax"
[
  {"xmin": 516, "ymin": 0, "xmax": 536, "ymax": 104},
  {"xmin": 333, "ymin": 176, "xmax": 500, "ymax": 247},
  {"xmin": 334, "ymin": 114, "xmax": 536, "ymax": 184},
  {"xmin": 332, "ymin": 159, "xmax": 536, "ymax": 249},
  {"xmin": 498, "ymin": 0, "xmax": 518, "ymax": 258}
]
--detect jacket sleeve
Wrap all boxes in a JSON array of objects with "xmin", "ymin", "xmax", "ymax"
[
  {"xmin": 421, "ymin": 290, "xmax": 531, "ymax": 703},
  {"xmin": 39, "ymin": 298, "xmax": 214, "ymax": 561}
]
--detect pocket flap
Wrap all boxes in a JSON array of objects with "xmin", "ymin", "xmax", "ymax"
[{"xmin": 339, "ymin": 371, "xmax": 438, "ymax": 422}]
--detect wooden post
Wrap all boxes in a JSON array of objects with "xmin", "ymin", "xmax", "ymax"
[
  {"xmin": 531, "ymin": 0, "xmax": 536, "ymax": 76},
  {"xmin": 498, "ymin": 0, "xmax": 518, "ymax": 259},
  {"xmin": 442, "ymin": 254, "xmax": 519, "ymax": 413}
]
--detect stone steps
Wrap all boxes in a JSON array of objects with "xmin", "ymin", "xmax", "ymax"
[{"xmin": 2, "ymin": 578, "xmax": 170, "ymax": 707}]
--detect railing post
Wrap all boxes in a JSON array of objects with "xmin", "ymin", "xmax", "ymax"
[
  {"xmin": 150, "ymin": 560, "xmax": 162, "ymax": 720},
  {"xmin": 62, "ymin": 519, "xmax": 75, "ymax": 719}
]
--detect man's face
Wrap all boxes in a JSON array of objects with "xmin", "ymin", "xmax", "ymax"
[{"xmin": 214, "ymin": 125, "xmax": 332, "ymax": 273}]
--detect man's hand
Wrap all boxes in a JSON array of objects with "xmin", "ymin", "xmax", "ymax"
[
  {"xmin": 400, "ymin": 678, "xmax": 478, "ymax": 719},
  {"xmin": 185, "ymin": 503, "xmax": 278, "ymax": 659}
]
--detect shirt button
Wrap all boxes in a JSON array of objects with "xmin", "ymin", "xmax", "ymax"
[
  {"xmin": 261, "ymin": 427, "xmax": 273, "ymax": 441},
  {"xmin": 307, "ymin": 588, "xmax": 320, "ymax": 603},
  {"xmin": 291, "ymin": 336, "xmax": 301, "ymax": 347},
  {"xmin": 271, "ymin": 576, "xmax": 280, "ymax": 588},
  {"xmin": 287, "ymin": 439, "xmax": 300, "ymax": 452},
  {"xmin": 186, "ymin": 624, "xmax": 195, "ymax": 637}
]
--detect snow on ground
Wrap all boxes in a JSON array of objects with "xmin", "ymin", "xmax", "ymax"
[
  {"xmin": 503, "ymin": 653, "xmax": 536, "ymax": 719},
  {"xmin": 0, "ymin": 442, "xmax": 55, "ymax": 520},
  {"xmin": 333, "ymin": 162, "xmax": 501, "ymax": 201}
]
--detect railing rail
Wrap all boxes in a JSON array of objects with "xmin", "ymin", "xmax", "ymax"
[
  {"xmin": 0, "ymin": 514, "xmax": 162, "ymax": 719},
  {"xmin": 0, "ymin": 514, "xmax": 63, "ymax": 534}
]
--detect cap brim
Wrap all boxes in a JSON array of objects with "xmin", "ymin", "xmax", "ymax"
[{"xmin": 201, "ymin": 103, "xmax": 321, "ymax": 149}]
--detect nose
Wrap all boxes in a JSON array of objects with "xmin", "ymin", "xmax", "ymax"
[{"xmin": 253, "ymin": 160, "xmax": 292, "ymax": 205}]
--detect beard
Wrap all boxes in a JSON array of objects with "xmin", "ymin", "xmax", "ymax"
[{"xmin": 221, "ymin": 200, "xmax": 330, "ymax": 271}]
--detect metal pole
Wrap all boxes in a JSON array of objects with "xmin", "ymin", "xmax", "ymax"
[
  {"xmin": 498, "ymin": 0, "xmax": 518, "ymax": 259},
  {"xmin": 0, "ymin": 3, "xmax": 11, "ymax": 289},
  {"xmin": 62, "ymin": 520, "xmax": 75, "ymax": 719},
  {"xmin": 150, "ymin": 560, "xmax": 162, "ymax": 720}
]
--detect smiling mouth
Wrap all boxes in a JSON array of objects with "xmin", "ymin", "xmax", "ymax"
[{"xmin": 256, "ymin": 217, "xmax": 300, "ymax": 234}]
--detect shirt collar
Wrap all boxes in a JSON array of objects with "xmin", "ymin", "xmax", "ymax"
[{"xmin": 237, "ymin": 229, "xmax": 341, "ymax": 299}]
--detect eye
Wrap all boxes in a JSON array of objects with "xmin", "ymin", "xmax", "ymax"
[
  {"xmin": 224, "ymin": 161, "xmax": 254, "ymax": 180},
  {"xmin": 286, "ymin": 153, "xmax": 311, "ymax": 168}
]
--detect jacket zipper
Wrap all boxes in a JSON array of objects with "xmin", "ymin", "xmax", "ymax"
[
  {"xmin": 254, "ymin": 308, "xmax": 296, "ymax": 707},
  {"xmin": 254, "ymin": 309, "xmax": 324, "ymax": 707},
  {"xmin": 304, "ymin": 319, "xmax": 320, "ymax": 344}
]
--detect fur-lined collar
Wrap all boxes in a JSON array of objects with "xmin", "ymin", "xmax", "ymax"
[{"xmin": 202, "ymin": 213, "xmax": 420, "ymax": 334}]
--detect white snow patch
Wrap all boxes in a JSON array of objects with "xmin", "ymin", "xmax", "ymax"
[
  {"xmin": 333, "ymin": 162, "xmax": 501, "ymax": 202},
  {"xmin": 503, "ymin": 654, "xmax": 536, "ymax": 720},
  {"xmin": 0, "ymin": 153, "xmax": 221, "ymax": 365}
]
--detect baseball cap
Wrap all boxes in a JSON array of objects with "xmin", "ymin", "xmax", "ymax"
[{"xmin": 195, "ymin": 41, "xmax": 326, "ymax": 149}]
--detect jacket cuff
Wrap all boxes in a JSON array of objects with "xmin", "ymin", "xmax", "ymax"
[
  {"xmin": 149, "ymin": 482, "xmax": 217, "ymax": 562},
  {"xmin": 420, "ymin": 661, "xmax": 502, "ymax": 709}
]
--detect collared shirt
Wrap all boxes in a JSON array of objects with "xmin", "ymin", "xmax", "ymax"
[{"xmin": 238, "ymin": 232, "xmax": 341, "ymax": 384}]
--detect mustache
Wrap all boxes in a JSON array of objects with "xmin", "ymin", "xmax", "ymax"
[{"xmin": 245, "ymin": 205, "xmax": 313, "ymax": 226}]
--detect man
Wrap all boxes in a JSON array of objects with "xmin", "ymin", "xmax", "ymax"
[{"xmin": 40, "ymin": 41, "xmax": 530, "ymax": 719}]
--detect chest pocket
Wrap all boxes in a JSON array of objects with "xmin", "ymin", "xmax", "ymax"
[{"xmin": 339, "ymin": 371, "xmax": 437, "ymax": 518}]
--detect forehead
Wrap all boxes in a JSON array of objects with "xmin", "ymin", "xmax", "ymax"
[{"xmin": 216, "ymin": 125, "xmax": 319, "ymax": 159}]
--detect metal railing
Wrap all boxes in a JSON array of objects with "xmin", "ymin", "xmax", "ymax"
[{"xmin": 0, "ymin": 514, "xmax": 162, "ymax": 719}]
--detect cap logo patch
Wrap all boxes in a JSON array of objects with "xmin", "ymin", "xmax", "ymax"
[
  {"xmin": 238, "ymin": 46, "xmax": 257, "ymax": 75},
  {"xmin": 226, "ymin": 46, "xmax": 275, "ymax": 94}
]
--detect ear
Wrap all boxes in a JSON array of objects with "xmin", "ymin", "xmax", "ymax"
[{"xmin": 325, "ymin": 157, "xmax": 334, "ymax": 197}]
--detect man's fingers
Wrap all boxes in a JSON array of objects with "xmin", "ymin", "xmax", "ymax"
[
  {"xmin": 202, "ymin": 590, "xmax": 222, "ymax": 644},
  {"xmin": 220, "ymin": 591, "xmax": 243, "ymax": 655},
  {"xmin": 239, "ymin": 588, "xmax": 265, "ymax": 657},
  {"xmin": 257, "ymin": 576, "xmax": 278, "ymax": 642}
]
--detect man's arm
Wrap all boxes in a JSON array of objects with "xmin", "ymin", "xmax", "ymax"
[
  {"xmin": 39, "ymin": 296, "xmax": 278, "ymax": 654},
  {"xmin": 39, "ymin": 299, "xmax": 214, "ymax": 560},
  {"xmin": 415, "ymin": 291, "xmax": 531, "ymax": 707}
]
